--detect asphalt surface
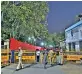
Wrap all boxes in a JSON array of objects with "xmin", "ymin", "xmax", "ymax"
[{"xmin": 1, "ymin": 64, "xmax": 65, "ymax": 74}]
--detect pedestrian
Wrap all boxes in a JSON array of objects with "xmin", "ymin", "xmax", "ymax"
[
  {"xmin": 80, "ymin": 58, "xmax": 82, "ymax": 64},
  {"xmin": 56, "ymin": 47, "xmax": 63, "ymax": 65},
  {"xmin": 40, "ymin": 51, "xmax": 43, "ymax": 64},
  {"xmin": 59, "ymin": 47, "xmax": 63, "ymax": 65},
  {"xmin": 36, "ymin": 49, "xmax": 40, "ymax": 63},
  {"xmin": 55, "ymin": 47, "xmax": 60, "ymax": 65},
  {"xmin": 16, "ymin": 47, "xmax": 23, "ymax": 71},
  {"xmin": 48, "ymin": 48, "xmax": 54, "ymax": 66},
  {"xmin": 43, "ymin": 47, "xmax": 48, "ymax": 69}
]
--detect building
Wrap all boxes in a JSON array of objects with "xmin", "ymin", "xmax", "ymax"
[{"xmin": 65, "ymin": 20, "xmax": 82, "ymax": 52}]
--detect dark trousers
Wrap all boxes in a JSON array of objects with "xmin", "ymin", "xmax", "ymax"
[{"xmin": 36, "ymin": 56, "xmax": 40, "ymax": 62}]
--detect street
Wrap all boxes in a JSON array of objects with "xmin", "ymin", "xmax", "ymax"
[
  {"xmin": 2, "ymin": 64, "xmax": 65, "ymax": 74},
  {"xmin": 1, "ymin": 1, "xmax": 82, "ymax": 74}
]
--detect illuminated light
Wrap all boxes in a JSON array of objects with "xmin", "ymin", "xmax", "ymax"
[
  {"xmin": 41, "ymin": 42, "xmax": 44, "ymax": 46},
  {"xmin": 28, "ymin": 37, "xmax": 31, "ymax": 40}
]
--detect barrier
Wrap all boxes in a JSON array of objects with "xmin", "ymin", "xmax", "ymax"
[
  {"xmin": 15, "ymin": 50, "xmax": 36, "ymax": 64},
  {"xmin": 1, "ymin": 49, "xmax": 10, "ymax": 67},
  {"xmin": 63, "ymin": 51, "xmax": 82, "ymax": 61},
  {"xmin": 66, "ymin": 55, "xmax": 82, "ymax": 60},
  {"xmin": 2, "ymin": 48, "xmax": 82, "ymax": 65}
]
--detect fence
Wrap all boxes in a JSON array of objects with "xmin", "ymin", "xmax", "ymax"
[
  {"xmin": 1, "ymin": 48, "xmax": 10, "ymax": 67},
  {"xmin": 15, "ymin": 50, "xmax": 36, "ymax": 64},
  {"xmin": 1, "ymin": 48, "xmax": 82, "ymax": 67},
  {"xmin": 63, "ymin": 51, "xmax": 82, "ymax": 61}
]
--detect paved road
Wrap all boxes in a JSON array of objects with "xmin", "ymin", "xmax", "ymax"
[{"xmin": 1, "ymin": 64, "xmax": 65, "ymax": 74}]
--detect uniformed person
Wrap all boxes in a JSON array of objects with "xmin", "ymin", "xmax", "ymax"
[
  {"xmin": 55, "ymin": 47, "xmax": 60, "ymax": 65},
  {"xmin": 43, "ymin": 48, "xmax": 48, "ymax": 69},
  {"xmin": 16, "ymin": 47, "xmax": 23, "ymax": 70},
  {"xmin": 59, "ymin": 51, "xmax": 63, "ymax": 65},
  {"xmin": 59, "ymin": 48, "xmax": 63, "ymax": 65},
  {"xmin": 40, "ymin": 51, "xmax": 43, "ymax": 64},
  {"xmin": 80, "ymin": 58, "xmax": 82, "ymax": 64},
  {"xmin": 48, "ymin": 48, "xmax": 54, "ymax": 66},
  {"xmin": 56, "ymin": 47, "xmax": 63, "ymax": 65}
]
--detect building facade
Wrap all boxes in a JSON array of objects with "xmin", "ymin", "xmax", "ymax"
[{"xmin": 65, "ymin": 20, "xmax": 82, "ymax": 51}]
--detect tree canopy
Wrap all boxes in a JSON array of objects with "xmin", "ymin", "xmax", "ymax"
[
  {"xmin": 1, "ymin": 1, "xmax": 65, "ymax": 47},
  {"xmin": 1, "ymin": 1, "xmax": 49, "ymax": 42}
]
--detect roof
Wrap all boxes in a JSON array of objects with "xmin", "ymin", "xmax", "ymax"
[{"xmin": 65, "ymin": 20, "xmax": 82, "ymax": 32}]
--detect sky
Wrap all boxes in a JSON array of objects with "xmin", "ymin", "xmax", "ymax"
[{"xmin": 47, "ymin": 1, "xmax": 82, "ymax": 33}]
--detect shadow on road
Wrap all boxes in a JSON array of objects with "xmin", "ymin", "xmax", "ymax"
[
  {"xmin": 23, "ymin": 63, "xmax": 37, "ymax": 69},
  {"xmin": 13, "ymin": 63, "xmax": 37, "ymax": 72},
  {"xmin": 46, "ymin": 64, "xmax": 57, "ymax": 69},
  {"xmin": 30, "ymin": 63, "xmax": 58, "ymax": 69}
]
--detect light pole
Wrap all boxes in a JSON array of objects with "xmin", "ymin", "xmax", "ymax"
[{"xmin": 28, "ymin": 37, "xmax": 31, "ymax": 43}]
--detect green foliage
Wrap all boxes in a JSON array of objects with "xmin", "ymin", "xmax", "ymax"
[
  {"xmin": 1, "ymin": 1, "xmax": 49, "ymax": 42},
  {"xmin": 47, "ymin": 32, "xmax": 65, "ymax": 47},
  {"xmin": 1, "ymin": 1, "xmax": 65, "ymax": 46}
]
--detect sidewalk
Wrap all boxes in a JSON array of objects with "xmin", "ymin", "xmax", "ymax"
[{"xmin": 1, "ymin": 64, "xmax": 65, "ymax": 74}]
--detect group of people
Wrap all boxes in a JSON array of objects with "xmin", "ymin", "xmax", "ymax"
[
  {"xmin": 16, "ymin": 47, "xmax": 63, "ymax": 70},
  {"xmin": 36, "ymin": 47, "xmax": 63, "ymax": 69}
]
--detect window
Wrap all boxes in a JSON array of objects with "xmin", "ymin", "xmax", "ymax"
[
  {"xmin": 71, "ymin": 30, "xmax": 73, "ymax": 37},
  {"xmin": 80, "ymin": 30, "xmax": 82, "ymax": 37}
]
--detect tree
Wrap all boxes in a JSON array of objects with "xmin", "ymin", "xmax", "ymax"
[
  {"xmin": 47, "ymin": 32, "xmax": 65, "ymax": 47},
  {"xmin": 1, "ymin": 1, "xmax": 49, "ymax": 43}
]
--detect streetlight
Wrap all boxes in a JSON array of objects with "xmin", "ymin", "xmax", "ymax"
[
  {"xmin": 27, "ymin": 36, "xmax": 36, "ymax": 45},
  {"xmin": 40, "ymin": 42, "xmax": 44, "ymax": 46},
  {"xmin": 28, "ymin": 37, "xmax": 31, "ymax": 40},
  {"xmin": 34, "ymin": 38, "xmax": 36, "ymax": 42}
]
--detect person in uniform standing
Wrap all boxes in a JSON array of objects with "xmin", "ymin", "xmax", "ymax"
[
  {"xmin": 48, "ymin": 48, "xmax": 54, "ymax": 66},
  {"xmin": 16, "ymin": 47, "xmax": 23, "ymax": 71},
  {"xmin": 55, "ymin": 47, "xmax": 60, "ymax": 65},
  {"xmin": 40, "ymin": 51, "xmax": 43, "ymax": 64},
  {"xmin": 56, "ymin": 47, "xmax": 63, "ymax": 65},
  {"xmin": 59, "ymin": 47, "xmax": 63, "ymax": 65},
  {"xmin": 43, "ymin": 47, "xmax": 48, "ymax": 69}
]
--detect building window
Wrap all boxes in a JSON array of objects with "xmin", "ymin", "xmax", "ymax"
[
  {"xmin": 80, "ymin": 30, "xmax": 82, "ymax": 37},
  {"xmin": 71, "ymin": 30, "xmax": 73, "ymax": 37},
  {"xmin": 79, "ymin": 41, "xmax": 82, "ymax": 51},
  {"xmin": 68, "ymin": 43, "xmax": 71, "ymax": 51}
]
